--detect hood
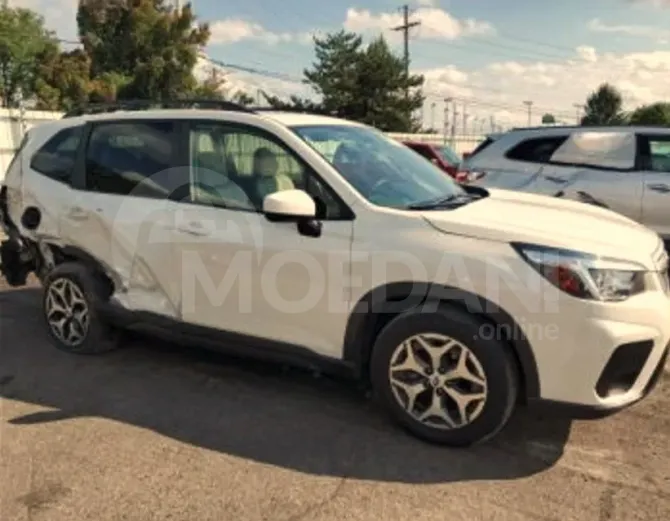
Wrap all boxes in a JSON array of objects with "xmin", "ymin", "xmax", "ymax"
[{"xmin": 423, "ymin": 188, "xmax": 662, "ymax": 269}]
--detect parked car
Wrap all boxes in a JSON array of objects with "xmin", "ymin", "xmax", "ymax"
[
  {"xmin": 461, "ymin": 125, "xmax": 670, "ymax": 246},
  {"xmin": 402, "ymin": 141, "xmax": 466, "ymax": 180},
  {"xmin": 2, "ymin": 103, "xmax": 669, "ymax": 447}
]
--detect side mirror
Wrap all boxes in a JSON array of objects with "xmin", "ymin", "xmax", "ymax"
[{"xmin": 263, "ymin": 189, "xmax": 316, "ymax": 221}]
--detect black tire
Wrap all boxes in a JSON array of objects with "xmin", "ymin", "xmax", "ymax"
[
  {"xmin": 370, "ymin": 304, "xmax": 518, "ymax": 447},
  {"xmin": 42, "ymin": 262, "xmax": 120, "ymax": 354}
]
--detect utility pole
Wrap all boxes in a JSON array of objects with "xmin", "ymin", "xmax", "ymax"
[
  {"xmin": 573, "ymin": 103, "xmax": 582, "ymax": 124},
  {"xmin": 464, "ymin": 107, "xmax": 469, "ymax": 136},
  {"xmin": 443, "ymin": 97, "xmax": 452, "ymax": 145},
  {"xmin": 451, "ymin": 104, "xmax": 459, "ymax": 147},
  {"xmin": 523, "ymin": 100, "xmax": 533, "ymax": 126},
  {"xmin": 392, "ymin": 4, "xmax": 420, "ymax": 120},
  {"xmin": 430, "ymin": 102, "xmax": 436, "ymax": 131}
]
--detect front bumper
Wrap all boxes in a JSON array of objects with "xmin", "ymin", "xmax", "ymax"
[
  {"xmin": 515, "ymin": 276, "xmax": 670, "ymax": 415},
  {"xmin": 529, "ymin": 341, "xmax": 668, "ymax": 419}
]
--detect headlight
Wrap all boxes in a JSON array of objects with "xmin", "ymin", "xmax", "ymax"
[{"xmin": 512, "ymin": 243, "xmax": 647, "ymax": 302}]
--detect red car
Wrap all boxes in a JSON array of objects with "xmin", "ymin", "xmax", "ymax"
[{"xmin": 402, "ymin": 141, "xmax": 466, "ymax": 181}]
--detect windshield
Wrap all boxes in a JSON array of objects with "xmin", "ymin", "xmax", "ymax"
[
  {"xmin": 291, "ymin": 124, "xmax": 466, "ymax": 208},
  {"xmin": 437, "ymin": 145, "xmax": 461, "ymax": 166}
]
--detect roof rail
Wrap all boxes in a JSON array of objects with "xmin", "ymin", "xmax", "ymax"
[
  {"xmin": 251, "ymin": 106, "xmax": 337, "ymax": 116},
  {"xmin": 62, "ymin": 98, "xmax": 255, "ymax": 118}
]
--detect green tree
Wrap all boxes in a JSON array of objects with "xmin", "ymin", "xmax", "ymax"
[
  {"xmin": 303, "ymin": 30, "xmax": 362, "ymax": 116},
  {"xmin": 629, "ymin": 102, "xmax": 670, "ymax": 126},
  {"xmin": 300, "ymin": 31, "xmax": 424, "ymax": 131},
  {"xmin": 77, "ymin": 0, "xmax": 210, "ymax": 100},
  {"xmin": 263, "ymin": 91, "xmax": 328, "ymax": 113},
  {"xmin": 354, "ymin": 36, "xmax": 424, "ymax": 131},
  {"xmin": 580, "ymin": 83, "xmax": 626, "ymax": 126},
  {"xmin": 541, "ymin": 113, "xmax": 556, "ymax": 124},
  {"xmin": 0, "ymin": 5, "xmax": 56, "ymax": 107},
  {"xmin": 34, "ymin": 48, "xmax": 93, "ymax": 111}
]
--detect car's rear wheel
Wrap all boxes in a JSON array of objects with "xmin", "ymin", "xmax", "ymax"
[
  {"xmin": 42, "ymin": 263, "xmax": 120, "ymax": 354},
  {"xmin": 370, "ymin": 305, "xmax": 518, "ymax": 446}
]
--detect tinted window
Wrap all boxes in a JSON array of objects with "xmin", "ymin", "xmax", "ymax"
[
  {"xmin": 505, "ymin": 136, "xmax": 568, "ymax": 163},
  {"xmin": 292, "ymin": 125, "xmax": 465, "ymax": 208},
  {"xmin": 188, "ymin": 122, "xmax": 346, "ymax": 219},
  {"xmin": 30, "ymin": 126, "xmax": 82, "ymax": 182},
  {"xmin": 85, "ymin": 121, "xmax": 177, "ymax": 198},
  {"xmin": 437, "ymin": 145, "xmax": 461, "ymax": 165}
]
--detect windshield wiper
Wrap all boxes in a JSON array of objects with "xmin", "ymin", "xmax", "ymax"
[{"xmin": 406, "ymin": 193, "xmax": 478, "ymax": 210}]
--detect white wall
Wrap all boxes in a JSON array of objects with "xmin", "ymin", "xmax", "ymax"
[{"xmin": 0, "ymin": 108, "xmax": 63, "ymax": 181}]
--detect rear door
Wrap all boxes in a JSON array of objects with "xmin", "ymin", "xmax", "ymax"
[
  {"xmin": 20, "ymin": 125, "xmax": 84, "ymax": 241},
  {"xmin": 66, "ymin": 118, "xmax": 188, "ymax": 318},
  {"xmin": 638, "ymin": 133, "xmax": 670, "ymax": 238}
]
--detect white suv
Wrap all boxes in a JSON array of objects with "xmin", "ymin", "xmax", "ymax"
[
  {"xmin": 1, "ymin": 101, "xmax": 669, "ymax": 446},
  {"xmin": 462, "ymin": 125, "xmax": 670, "ymax": 243}
]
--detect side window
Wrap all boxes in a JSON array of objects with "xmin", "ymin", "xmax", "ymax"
[
  {"xmin": 30, "ymin": 126, "xmax": 82, "ymax": 183},
  {"xmin": 505, "ymin": 136, "xmax": 568, "ymax": 163},
  {"xmin": 188, "ymin": 122, "xmax": 346, "ymax": 219},
  {"xmin": 85, "ymin": 121, "xmax": 177, "ymax": 198},
  {"xmin": 644, "ymin": 137, "xmax": 670, "ymax": 173}
]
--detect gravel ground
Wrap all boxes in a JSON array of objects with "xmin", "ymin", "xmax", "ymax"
[{"xmin": 1, "ymin": 278, "xmax": 669, "ymax": 521}]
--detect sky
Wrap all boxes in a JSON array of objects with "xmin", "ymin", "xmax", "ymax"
[{"xmin": 13, "ymin": 0, "xmax": 670, "ymax": 129}]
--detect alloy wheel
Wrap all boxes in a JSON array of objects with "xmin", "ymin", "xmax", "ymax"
[
  {"xmin": 388, "ymin": 333, "xmax": 488, "ymax": 429},
  {"xmin": 45, "ymin": 278, "xmax": 90, "ymax": 347}
]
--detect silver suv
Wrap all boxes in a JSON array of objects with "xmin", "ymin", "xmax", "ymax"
[{"xmin": 462, "ymin": 126, "xmax": 670, "ymax": 245}]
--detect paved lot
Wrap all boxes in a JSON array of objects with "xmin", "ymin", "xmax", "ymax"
[{"xmin": 1, "ymin": 281, "xmax": 669, "ymax": 521}]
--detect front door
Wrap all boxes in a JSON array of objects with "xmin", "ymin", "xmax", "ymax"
[{"xmin": 175, "ymin": 120, "xmax": 354, "ymax": 358}]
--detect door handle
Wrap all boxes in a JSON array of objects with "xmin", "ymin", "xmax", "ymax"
[
  {"xmin": 647, "ymin": 183, "xmax": 670, "ymax": 194},
  {"xmin": 543, "ymin": 175, "xmax": 568, "ymax": 184},
  {"xmin": 175, "ymin": 223, "xmax": 209, "ymax": 236}
]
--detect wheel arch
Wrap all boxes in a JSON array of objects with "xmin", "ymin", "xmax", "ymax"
[
  {"xmin": 342, "ymin": 282, "xmax": 541, "ymax": 401},
  {"xmin": 50, "ymin": 245, "xmax": 116, "ymax": 299}
]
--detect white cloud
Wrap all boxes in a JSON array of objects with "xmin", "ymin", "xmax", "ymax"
[
  {"xmin": 576, "ymin": 45, "xmax": 598, "ymax": 62},
  {"xmin": 209, "ymin": 19, "xmax": 314, "ymax": 46},
  {"xmin": 344, "ymin": 7, "xmax": 494, "ymax": 41},
  {"xmin": 419, "ymin": 49, "xmax": 670, "ymax": 128},
  {"xmin": 588, "ymin": 18, "xmax": 670, "ymax": 43}
]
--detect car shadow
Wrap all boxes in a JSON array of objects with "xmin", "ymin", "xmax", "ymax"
[{"xmin": 0, "ymin": 287, "xmax": 572, "ymax": 484}]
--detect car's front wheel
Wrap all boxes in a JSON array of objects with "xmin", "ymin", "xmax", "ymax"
[
  {"xmin": 370, "ymin": 305, "xmax": 518, "ymax": 446},
  {"xmin": 42, "ymin": 263, "xmax": 120, "ymax": 354}
]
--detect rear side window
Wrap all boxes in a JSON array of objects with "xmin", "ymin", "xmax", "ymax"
[
  {"xmin": 30, "ymin": 126, "xmax": 83, "ymax": 183},
  {"xmin": 505, "ymin": 136, "xmax": 568, "ymax": 163},
  {"xmin": 85, "ymin": 121, "xmax": 178, "ymax": 199}
]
